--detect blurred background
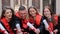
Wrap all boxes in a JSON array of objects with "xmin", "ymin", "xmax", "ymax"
[{"xmin": 0, "ymin": 0, "xmax": 60, "ymax": 16}]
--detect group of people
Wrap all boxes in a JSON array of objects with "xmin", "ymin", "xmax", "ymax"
[{"xmin": 0, "ymin": 5, "xmax": 60, "ymax": 34}]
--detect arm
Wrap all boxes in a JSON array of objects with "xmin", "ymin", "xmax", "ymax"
[{"xmin": 38, "ymin": 20, "xmax": 44, "ymax": 33}]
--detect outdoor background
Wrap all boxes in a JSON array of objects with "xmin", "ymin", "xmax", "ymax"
[{"xmin": 0, "ymin": 0, "xmax": 60, "ymax": 16}]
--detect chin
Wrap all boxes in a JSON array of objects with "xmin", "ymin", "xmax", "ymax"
[
  {"xmin": 22, "ymin": 18, "xmax": 25, "ymax": 19},
  {"xmin": 8, "ymin": 17, "xmax": 12, "ymax": 19},
  {"xmin": 32, "ymin": 15, "xmax": 35, "ymax": 17},
  {"xmin": 21, "ymin": 17, "xmax": 26, "ymax": 19}
]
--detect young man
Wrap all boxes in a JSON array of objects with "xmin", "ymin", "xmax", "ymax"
[{"xmin": 15, "ymin": 6, "xmax": 29, "ymax": 34}]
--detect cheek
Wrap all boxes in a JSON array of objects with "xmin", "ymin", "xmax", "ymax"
[
  {"xmin": 45, "ymin": 11, "xmax": 51, "ymax": 15},
  {"xmin": 34, "ymin": 11, "xmax": 36, "ymax": 14},
  {"xmin": 44, "ymin": 12, "xmax": 48, "ymax": 17},
  {"xmin": 44, "ymin": 12, "xmax": 47, "ymax": 15},
  {"xmin": 30, "ymin": 12, "xmax": 32, "ymax": 15},
  {"xmin": 4, "ymin": 13, "xmax": 9, "ymax": 17},
  {"xmin": 10, "ymin": 13, "xmax": 12, "ymax": 16},
  {"xmin": 24, "ymin": 13, "xmax": 27, "ymax": 16},
  {"xmin": 7, "ymin": 13, "xmax": 12, "ymax": 18},
  {"xmin": 48, "ymin": 11, "xmax": 51, "ymax": 14}
]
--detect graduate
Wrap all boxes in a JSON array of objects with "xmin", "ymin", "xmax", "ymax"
[
  {"xmin": 28, "ymin": 6, "xmax": 44, "ymax": 34},
  {"xmin": 0, "ymin": 8, "xmax": 15, "ymax": 34},
  {"xmin": 42, "ymin": 5, "xmax": 58, "ymax": 34},
  {"xmin": 15, "ymin": 6, "xmax": 29, "ymax": 34}
]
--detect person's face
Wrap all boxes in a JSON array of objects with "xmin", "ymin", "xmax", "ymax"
[
  {"xmin": 19, "ymin": 10, "xmax": 27, "ymax": 19},
  {"xmin": 29, "ymin": 8, "xmax": 36, "ymax": 17},
  {"xmin": 44, "ymin": 8, "xmax": 51, "ymax": 18},
  {"xmin": 4, "ymin": 9, "xmax": 12, "ymax": 19}
]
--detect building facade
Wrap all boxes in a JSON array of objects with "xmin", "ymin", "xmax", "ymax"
[{"xmin": 0, "ymin": 0, "xmax": 60, "ymax": 16}]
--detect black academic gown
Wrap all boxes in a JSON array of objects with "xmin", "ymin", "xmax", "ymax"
[
  {"xmin": 14, "ymin": 15, "xmax": 29, "ymax": 33},
  {"xmin": 28, "ymin": 17, "xmax": 44, "ymax": 34},
  {"xmin": 0, "ymin": 16, "xmax": 20, "ymax": 34},
  {"xmin": 54, "ymin": 16, "xmax": 60, "ymax": 34}
]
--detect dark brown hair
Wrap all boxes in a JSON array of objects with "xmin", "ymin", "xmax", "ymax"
[
  {"xmin": 1, "ymin": 7, "xmax": 14, "ymax": 19},
  {"xmin": 19, "ymin": 6, "xmax": 26, "ymax": 11}
]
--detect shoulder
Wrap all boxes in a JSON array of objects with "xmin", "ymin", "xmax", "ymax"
[
  {"xmin": 12, "ymin": 15, "xmax": 22, "ymax": 24},
  {"xmin": 13, "ymin": 15, "xmax": 21, "ymax": 20}
]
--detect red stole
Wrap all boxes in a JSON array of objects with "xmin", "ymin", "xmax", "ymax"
[
  {"xmin": 0, "ymin": 29, "xmax": 5, "ymax": 34},
  {"xmin": 53, "ymin": 15, "xmax": 58, "ymax": 25},
  {"xmin": 48, "ymin": 22, "xmax": 54, "ymax": 32},
  {"xmin": 29, "ymin": 14, "xmax": 42, "ymax": 26},
  {"xmin": 48, "ymin": 15, "xmax": 58, "ymax": 32},
  {"xmin": 36, "ymin": 14, "xmax": 42, "ymax": 26},
  {"xmin": 15, "ymin": 12, "xmax": 21, "ymax": 18},
  {"xmin": 15, "ymin": 12, "xmax": 29, "ymax": 29},
  {"xmin": 1, "ymin": 18, "xmax": 14, "ymax": 34},
  {"xmin": 22, "ymin": 19, "xmax": 28, "ymax": 29}
]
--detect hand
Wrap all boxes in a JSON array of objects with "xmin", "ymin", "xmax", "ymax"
[
  {"xmin": 23, "ymin": 32, "xmax": 28, "ymax": 34},
  {"xmin": 16, "ymin": 29, "xmax": 23, "ymax": 34},
  {"xmin": 54, "ymin": 29, "xmax": 58, "ymax": 34},
  {"xmin": 34, "ymin": 29, "xmax": 40, "ymax": 34},
  {"xmin": 17, "ymin": 31, "xmax": 22, "ymax": 34},
  {"xmin": 45, "ymin": 27, "xmax": 50, "ymax": 31}
]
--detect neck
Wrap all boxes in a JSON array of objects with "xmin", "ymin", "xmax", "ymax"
[
  {"xmin": 33, "ymin": 16, "xmax": 36, "ymax": 21},
  {"xmin": 48, "ymin": 15, "xmax": 51, "ymax": 19},
  {"xmin": 5, "ymin": 17, "xmax": 11, "ymax": 22}
]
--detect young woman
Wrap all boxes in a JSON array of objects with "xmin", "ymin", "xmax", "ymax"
[
  {"xmin": 28, "ymin": 6, "xmax": 44, "ymax": 34},
  {"xmin": 0, "ymin": 8, "xmax": 15, "ymax": 34},
  {"xmin": 42, "ymin": 5, "xmax": 58, "ymax": 34}
]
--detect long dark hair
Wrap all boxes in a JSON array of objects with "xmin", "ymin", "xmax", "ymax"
[
  {"xmin": 28, "ymin": 6, "xmax": 39, "ymax": 17},
  {"xmin": 43, "ymin": 5, "xmax": 56, "ymax": 26},
  {"xmin": 1, "ymin": 7, "xmax": 14, "ymax": 19}
]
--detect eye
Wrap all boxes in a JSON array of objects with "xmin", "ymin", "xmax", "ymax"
[
  {"xmin": 33, "ymin": 10, "xmax": 35, "ymax": 12},
  {"xmin": 6, "ymin": 12, "xmax": 9, "ymax": 14}
]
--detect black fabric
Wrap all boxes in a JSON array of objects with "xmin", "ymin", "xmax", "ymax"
[
  {"xmin": 9, "ymin": 15, "xmax": 22, "ymax": 34},
  {"xmin": 13, "ymin": 15, "xmax": 29, "ymax": 33},
  {"xmin": 0, "ymin": 15, "xmax": 21, "ymax": 34},
  {"xmin": 54, "ymin": 16, "xmax": 60, "ymax": 34},
  {"xmin": 42, "ymin": 16, "xmax": 60, "ymax": 34},
  {"xmin": 42, "ymin": 16, "xmax": 50, "ymax": 34},
  {"xmin": 29, "ymin": 17, "xmax": 44, "ymax": 34},
  {"xmin": 55, "ymin": 16, "xmax": 60, "ymax": 34},
  {"xmin": 0, "ymin": 33, "xmax": 3, "ymax": 34}
]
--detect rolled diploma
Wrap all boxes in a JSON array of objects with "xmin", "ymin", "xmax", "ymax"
[
  {"xmin": 16, "ymin": 23, "xmax": 22, "ymax": 34},
  {"xmin": 0, "ymin": 23, "xmax": 9, "ymax": 34},
  {"xmin": 43, "ymin": 19, "xmax": 54, "ymax": 34},
  {"xmin": 27, "ymin": 22, "xmax": 36, "ymax": 30}
]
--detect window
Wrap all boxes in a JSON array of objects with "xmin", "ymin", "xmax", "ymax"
[
  {"xmin": 32, "ymin": 0, "xmax": 40, "ymax": 11},
  {"xmin": 2, "ymin": 0, "xmax": 10, "ymax": 9}
]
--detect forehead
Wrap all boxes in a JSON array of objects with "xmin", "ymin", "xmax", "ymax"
[
  {"xmin": 19, "ymin": 10, "xmax": 27, "ymax": 13},
  {"xmin": 5, "ymin": 9, "xmax": 11, "ymax": 12},
  {"xmin": 29, "ymin": 8, "xmax": 35, "ymax": 10},
  {"xmin": 44, "ymin": 8, "xmax": 49, "ymax": 10},
  {"xmin": 44, "ymin": 8, "xmax": 50, "ymax": 11},
  {"xmin": 19, "ymin": 9, "xmax": 26, "ymax": 11}
]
